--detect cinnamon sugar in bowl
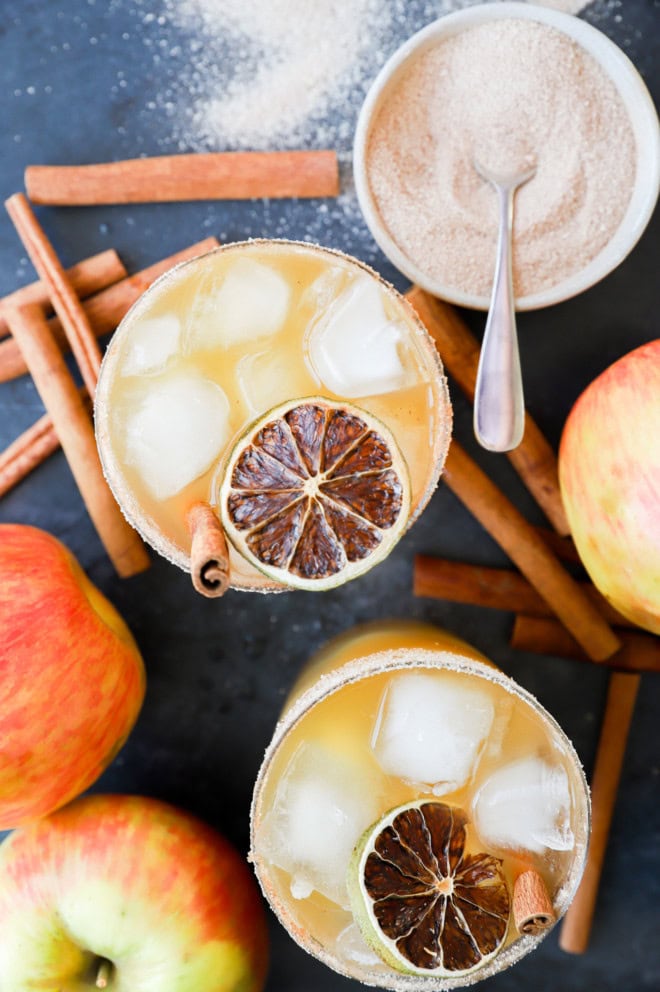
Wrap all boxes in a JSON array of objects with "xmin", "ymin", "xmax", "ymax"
[{"xmin": 354, "ymin": 2, "xmax": 659, "ymax": 310}]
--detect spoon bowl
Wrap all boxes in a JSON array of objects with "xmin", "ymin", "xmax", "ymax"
[{"xmin": 473, "ymin": 159, "xmax": 537, "ymax": 190}]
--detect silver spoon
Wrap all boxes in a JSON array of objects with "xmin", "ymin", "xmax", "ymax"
[{"xmin": 473, "ymin": 160, "xmax": 536, "ymax": 452}]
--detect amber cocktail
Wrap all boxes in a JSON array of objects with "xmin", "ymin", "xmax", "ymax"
[
  {"xmin": 251, "ymin": 622, "xmax": 590, "ymax": 987},
  {"xmin": 96, "ymin": 241, "xmax": 451, "ymax": 592}
]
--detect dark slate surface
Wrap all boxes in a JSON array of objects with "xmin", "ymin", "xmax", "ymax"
[{"xmin": 1, "ymin": 2, "xmax": 658, "ymax": 990}]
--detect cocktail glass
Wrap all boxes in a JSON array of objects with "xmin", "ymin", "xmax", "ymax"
[
  {"xmin": 95, "ymin": 241, "xmax": 451, "ymax": 592},
  {"xmin": 250, "ymin": 621, "xmax": 590, "ymax": 988}
]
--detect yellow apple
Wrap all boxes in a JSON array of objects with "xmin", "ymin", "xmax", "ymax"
[
  {"xmin": 0, "ymin": 524, "xmax": 146, "ymax": 828},
  {"xmin": 559, "ymin": 340, "xmax": 660, "ymax": 634},
  {"xmin": 0, "ymin": 794, "xmax": 269, "ymax": 992}
]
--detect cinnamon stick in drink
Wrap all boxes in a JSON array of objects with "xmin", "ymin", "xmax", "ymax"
[
  {"xmin": 6, "ymin": 304, "xmax": 149, "ymax": 578},
  {"xmin": 186, "ymin": 502, "xmax": 230, "ymax": 598},
  {"xmin": 406, "ymin": 286, "xmax": 570, "ymax": 536},
  {"xmin": 25, "ymin": 151, "xmax": 340, "ymax": 205},
  {"xmin": 442, "ymin": 442, "xmax": 621, "ymax": 661},
  {"xmin": 0, "ymin": 237, "xmax": 219, "ymax": 384},
  {"xmin": 559, "ymin": 672, "xmax": 640, "ymax": 953},
  {"xmin": 5, "ymin": 194, "xmax": 103, "ymax": 396},
  {"xmin": 513, "ymin": 870, "xmax": 556, "ymax": 935},
  {"xmin": 511, "ymin": 615, "xmax": 660, "ymax": 674},
  {"xmin": 414, "ymin": 556, "xmax": 633, "ymax": 627},
  {"xmin": 0, "ymin": 249, "xmax": 126, "ymax": 339}
]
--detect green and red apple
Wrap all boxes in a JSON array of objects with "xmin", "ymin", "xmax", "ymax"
[
  {"xmin": 0, "ymin": 794, "xmax": 269, "ymax": 991},
  {"xmin": 0, "ymin": 524, "xmax": 146, "ymax": 828},
  {"xmin": 559, "ymin": 340, "xmax": 660, "ymax": 634}
]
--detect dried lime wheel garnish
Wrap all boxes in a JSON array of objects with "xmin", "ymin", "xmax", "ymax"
[
  {"xmin": 218, "ymin": 398, "xmax": 411, "ymax": 590},
  {"xmin": 348, "ymin": 800, "xmax": 511, "ymax": 978}
]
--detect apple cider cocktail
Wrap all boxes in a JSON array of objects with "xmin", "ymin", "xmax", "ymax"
[
  {"xmin": 96, "ymin": 241, "xmax": 451, "ymax": 591},
  {"xmin": 251, "ymin": 622, "xmax": 590, "ymax": 989}
]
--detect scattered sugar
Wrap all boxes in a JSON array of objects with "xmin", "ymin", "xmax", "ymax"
[
  {"xmin": 115, "ymin": 1, "xmax": 634, "ymax": 271},
  {"xmin": 366, "ymin": 18, "xmax": 636, "ymax": 298},
  {"xmin": 154, "ymin": 0, "xmax": 594, "ymax": 155},
  {"xmin": 169, "ymin": 0, "xmax": 386, "ymax": 151}
]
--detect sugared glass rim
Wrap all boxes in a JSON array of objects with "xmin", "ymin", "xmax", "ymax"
[
  {"xmin": 250, "ymin": 642, "xmax": 591, "ymax": 990},
  {"xmin": 95, "ymin": 238, "xmax": 452, "ymax": 592}
]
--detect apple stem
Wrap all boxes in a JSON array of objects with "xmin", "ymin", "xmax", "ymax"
[{"xmin": 96, "ymin": 960, "xmax": 112, "ymax": 989}]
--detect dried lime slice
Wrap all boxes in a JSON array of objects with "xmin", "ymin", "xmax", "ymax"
[
  {"xmin": 218, "ymin": 398, "xmax": 411, "ymax": 591},
  {"xmin": 348, "ymin": 800, "xmax": 510, "ymax": 978}
]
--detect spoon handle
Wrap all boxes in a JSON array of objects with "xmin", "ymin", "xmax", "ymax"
[{"xmin": 474, "ymin": 184, "xmax": 525, "ymax": 452}]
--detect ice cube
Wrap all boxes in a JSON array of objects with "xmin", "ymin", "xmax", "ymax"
[
  {"xmin": 371, "ymin": 672, "xmax": 494, "ymax": 794},
  {"xmin": 120, "ymin": 313, "xmax": 181, "ymax": 376},
  {"xmin": 236, "ymin": 346, "xmax": 316, "ymax": 418},
  {"xmin": 336, "ymin": 922, "xmax": 384, "ymax": 968},
  {"xmin": 305, "ymin": 275, "xmax": 413, "ymax": 398},
  {"xmin": 122, "ymin": 370, "xmax": 230, "ymax": 500},
  {"xmin": 187, "ymin": 258, "xmax": 290, "ymax": 351},
  {"xmin": 472, "ymin": 756, "xmax": 574, "ymax": 854},
  {"xmin": 485, "ymin": 692, "xmax": 514, "ymax": 759},
  {"xmin": 258, "ymin": 742, "xmax": 382, "ymax": 909},
  {"xmin": 300, "ymin": 265, "xmax": 348, "ymax": 312}
]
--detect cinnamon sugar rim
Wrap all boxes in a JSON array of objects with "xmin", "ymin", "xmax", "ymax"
[{"xmin": 95, "ymin": 239, "xmax": 452, "ymax": 592}]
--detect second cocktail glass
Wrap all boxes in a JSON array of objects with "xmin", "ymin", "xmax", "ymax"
[{"xmin": 250, "ymin": 622, "xmax": 590, "ymax": 988}]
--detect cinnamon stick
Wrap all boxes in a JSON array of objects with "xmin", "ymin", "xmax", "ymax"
[
  {"xmin": 511, "ymin": 615, "xmax": 660, "ymax": 674},
  {"xmin": 406, "ymin": 286, "xmax": 570, "ymax": 536},
  {"xmin": 6, "ymin": 194, "xmax": 103, "ymax": 396},
  {"xmin": 25, "ymin": 151, "xmax": 340, "ymax": 205},
  {"xmin": 186, "ymin": 502, "xmax": 230, "ymax": 598},
  {"xmin": 0, "ymin": 249, "xmax": 126, "ymax": 339},
  {"xmin": 513, "ymin": 870, "xmax": 556, "ymax": 935},
  {"xmin": 534, "ymin": 528, "xmax": 582, "ymax": 565},
  {"xmin": 0, "ymin": 247, "xmax": 128, "ymax": 496},
  {"xmin": 0, "ymin": 389, "xmax": 90, "ymax": 499},
  {"xmin": 0, "ymin": 237, "xmax": 219, "ymax": 384},
  {"xmin": 414, "ymin": 556, "xmax": 633, "ymax": 627},
  {"xmin": 0, "ymin": 239, "xmax": 220, "ymax": 498},
  {"xmin": 7, "ymin": 304, "xmax": 149, "ymax": 578},
  {"xmin": 442, "ymin": 443, "xmax": 621, "ymax": 661},
  {"xmin": 559, "ymin": 672, "xmax": 640, "ymax": 953}
]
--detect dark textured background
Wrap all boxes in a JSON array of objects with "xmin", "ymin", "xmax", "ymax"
[{"xmin": 0, "ymin": 1, "xmax": 658, "ymax": 989}]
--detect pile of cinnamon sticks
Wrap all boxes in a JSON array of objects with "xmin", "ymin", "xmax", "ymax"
[
  {"xmin": 0, "ymin": 149, "xmax": 340, "ymax": 583},
  {"xmin": 406, "ymin": 286, "xmax": 654, "ymax": 955}
]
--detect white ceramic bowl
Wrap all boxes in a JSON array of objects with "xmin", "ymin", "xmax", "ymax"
[{"xmin": 354, "ymin": 2, "xmax": 660, "ymax": 311}]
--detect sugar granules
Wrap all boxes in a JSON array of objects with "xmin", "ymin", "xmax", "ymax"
[
  {"xmin": 159, "ymin": 0, "xmax": 593, "ymax": 154},
  {"xmin": 163, "ymin": 0, "xmax": 388, "ymax": 151},
  {"xmin": 365, "ymin": 18, "xmax": 636, "ymax": 299}
]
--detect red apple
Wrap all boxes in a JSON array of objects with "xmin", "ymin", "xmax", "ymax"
[
  {"xmin": 0, "ymin": 524, "xmax": 146, "ymax": 828},
  {"xmin": 0, "ymin": 794, "xmax": 269, "ymax": 992},
  {"xmin": 559, "ymin": 340, "xmax": 660, "ymax": 634}
]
